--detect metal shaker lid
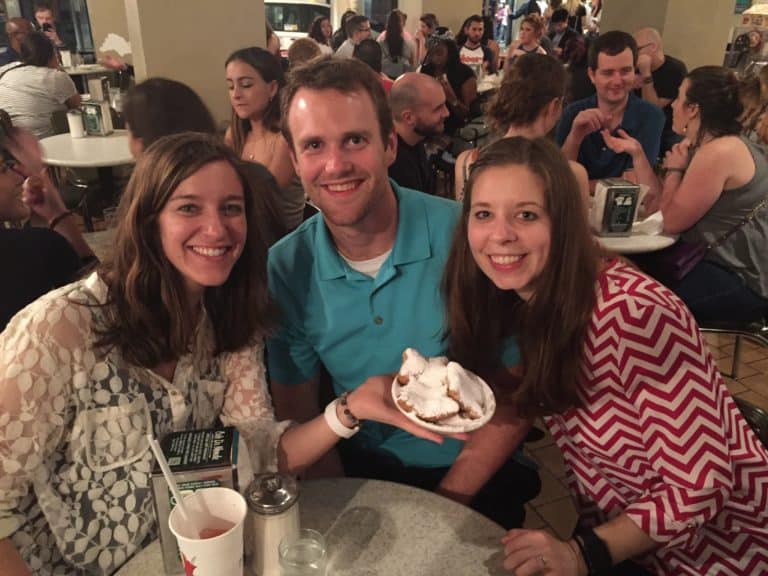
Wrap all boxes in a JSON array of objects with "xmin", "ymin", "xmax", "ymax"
[{"xmin": 246, "ymin": 473, "xmax": 299, "ymax": 515}]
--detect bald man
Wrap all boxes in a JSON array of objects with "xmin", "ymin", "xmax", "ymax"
[
  {"xmin": 634, "ymin": 27, "xmax": 687, "ymax": 154},
  {"xmin": 0, "ymin": 18, "xmax": 33, "ymax": 66},
  {"xmin": 388, "ymin": 73, "xmax": 449, "ymax": 194}
]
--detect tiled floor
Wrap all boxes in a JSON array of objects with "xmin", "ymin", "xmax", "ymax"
[{"xmin": 522, "ymin": 332, "xmax": 768, "ymax": 537}]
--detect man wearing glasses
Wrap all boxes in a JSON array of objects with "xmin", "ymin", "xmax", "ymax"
[
  {"xmin": 335, "ymin": 15, "xmax": 373, "ymax": 59},
  {"xmin": 0, "ymin": 18, "xmax": 33, "ymax": 66},
  {"xmin": 0, "ymin": 110, "xmax": 94, "ymax": 329},
  {"xmin": 634, "ymin": 27, "xmax": 687, "ymax": 156}
]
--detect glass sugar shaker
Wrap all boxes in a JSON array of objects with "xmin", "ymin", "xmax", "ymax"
[{"xmin": 246, "ymin": 473, "xmax": 300, "ymax": 576}]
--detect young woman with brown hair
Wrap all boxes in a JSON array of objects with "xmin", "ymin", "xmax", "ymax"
[
  {"xmin": 454, "ymin": 53, "xmax": 588, "ymax": 202},
  {"xmin": 225, "ymin": 47, "xmax": 304, "ymax": 230},
  {"xmin": 443, "ymin": 136, "xmax": 768, "ymax": 575},
  {"xmin": 0, "ymin": 133, "xmax": 441, "ymax": 575},
  {"xmin": 504, "ymin": 13, "xmax": 547, "ymax": 64}
]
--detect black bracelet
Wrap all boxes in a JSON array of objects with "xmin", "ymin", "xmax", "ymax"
[
  {"xmin": 48, "ymin": 210, "xmax": 74, "ymax": 229},
  {"xmin": 573, "ymin": 526, "xmax": 613, "ymax": 576}
]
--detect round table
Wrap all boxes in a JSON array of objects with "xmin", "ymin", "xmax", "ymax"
[
  {"xmin": 40, "ymin": 130, "xmax": 132, "ymax": 168},
  {"xmin": 597, "ymin": 233, "xmax": 677, "ymax": 254},
  {"xmin": 116, "ymin": 478, "xmax": 507, "ymax": 575},
  {"xmin": 40, "ymin": 131, "xmax": 133, "ymax": 230},
  {"xmin": 63, "ymin": 64, "xmax": 111, "ymax": 77}
]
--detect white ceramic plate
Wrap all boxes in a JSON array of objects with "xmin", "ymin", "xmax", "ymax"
[
  {"xmin": 391, "ymin": 373, "xmax": 496, "ymax": 434},
  {"xmin": 597, "ymin": 233, "xmax": 677, "ymax": 254}
]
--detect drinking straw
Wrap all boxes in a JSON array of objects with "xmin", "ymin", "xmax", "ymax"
[{"xmin": 146, "ymin": 434, "xmax": 200, "ymax": 539}]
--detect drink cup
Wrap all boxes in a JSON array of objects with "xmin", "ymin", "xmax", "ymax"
[
  {"xmin": 278, "ymin": 528, "xmax": 327, "ymax": 576},
  {"xmin": 168, "ymin": 486, "xmax": 247, "ymax": 576},
  {"xmin": 67, "ymin": 110, "xmax": 85, "ymax": 138}
]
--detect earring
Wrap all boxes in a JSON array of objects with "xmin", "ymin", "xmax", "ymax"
[{"xmin": 682, "ymin": 122, "xmax": 687, "ymax": 134}]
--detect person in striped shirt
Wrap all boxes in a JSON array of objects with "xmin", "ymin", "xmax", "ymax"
[{"xmin": 443, "ymin": 136, "xmax": 768, "ymax": 575}]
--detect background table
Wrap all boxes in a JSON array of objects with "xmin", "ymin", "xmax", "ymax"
[
  {"xmin": 40, "ymin": 131, "xmax": 133, "ymax": 230},
  {"xmin": 64, "ymin": 64, "xmax": 111, "ymax": 77},
  {"xmin": 116, "ymin": 478, "xmax": 507, "ymax": 576},
  {"xmin": 40, "ymin": 130, "xmax": 132, "ymax": 168},
  {"xmin": 597, "ymin": 233, "xmax": 677, "ymax": 254}
]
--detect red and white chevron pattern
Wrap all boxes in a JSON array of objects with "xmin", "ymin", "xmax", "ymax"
[{"xmin": 544, "ymin": 260, "xmax": 768, "ymax": 575}]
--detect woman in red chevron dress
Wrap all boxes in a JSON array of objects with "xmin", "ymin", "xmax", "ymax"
[{"xmin": 443, "ymin": 136, "xmax": 768, "ymax": 575}]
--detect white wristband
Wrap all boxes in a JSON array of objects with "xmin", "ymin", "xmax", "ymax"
[{"xmin": 324, "ymin": 399, "xmax": 360, "ymax": 438}]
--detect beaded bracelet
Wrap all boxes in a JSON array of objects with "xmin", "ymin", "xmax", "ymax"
[
  {"xmin": 323, "ymin": 392, "xmax": 360, "ymax": 439},
  {"xmin": 339, "ymin": 391, "xmax": 360, "ymax": 427}
]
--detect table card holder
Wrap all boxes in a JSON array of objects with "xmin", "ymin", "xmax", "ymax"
[
  {"xmin": 81, "ymin": 101, "xmax": 113, "ymax": 136},
  {"xmin": 87, "ymin": 76, "xmax": 109, "ymax": 101},
  {"xmin": 60, "ymin": 49, "xmax": 72, "ymax": 68},
  {"xmin": 590, "ymin": 178, "xmax": 639, "ymax": 237}
]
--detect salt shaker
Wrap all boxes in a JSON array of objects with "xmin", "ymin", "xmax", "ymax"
[{"xmin": 246, "ymin": 473, "xmax": 300, "ymax": 576}]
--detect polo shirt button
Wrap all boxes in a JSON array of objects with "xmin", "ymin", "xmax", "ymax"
[{"xmin": 373, "ymin": 316, "xmax": 384, "ymax": 325}]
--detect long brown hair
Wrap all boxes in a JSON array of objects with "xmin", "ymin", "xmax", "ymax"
[
  {"xmin": 96, "ymin": 133, "xmax": 276, "ymax": 367},
  {"xmin": 485, "ymin": 53, "xmax": 566, "ymax": 134},
  {"xmin": 226, "ymin": 47, "xmax": 285, "ymax": 156},
  {"xmin": 443, "ymin": 137, "xmax": 599, "ymax": 416}
]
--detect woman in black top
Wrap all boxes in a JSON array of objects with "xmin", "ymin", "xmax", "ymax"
[{"xmin": 420, "ymin": 39, "xmax": 478, "ymax": 134}]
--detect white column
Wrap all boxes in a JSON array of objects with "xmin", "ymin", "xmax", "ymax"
[{"xmin": 124, "ymin": 0, "xmax": 266, "ymax": 123}]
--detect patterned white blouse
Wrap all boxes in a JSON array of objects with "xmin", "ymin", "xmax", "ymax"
[{"xmin": 0, "ymin": 272, "xmax": 290, "ymax": 574}]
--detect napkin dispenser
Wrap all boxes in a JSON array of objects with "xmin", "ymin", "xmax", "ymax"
[
  {"xmin": 87, "ymin": 76, "xmax": 109, "ymax": 101},
  {"xmin": 590, "ymin": 178, "xmax": 639, "ymax": 237},
  {"xmin": 81, "ymin": 101, "xmax": 113, "ymax": 136}
]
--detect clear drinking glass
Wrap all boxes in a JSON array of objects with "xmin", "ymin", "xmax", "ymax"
[{"xmin": 278, "ymin": 528, "xmax": 327, "ymax": 576}]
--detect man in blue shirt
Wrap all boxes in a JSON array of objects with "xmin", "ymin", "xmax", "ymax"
[
  {"xmin": 268, "ymin": 57, "xmax": 539, "ymax": 528},
  {"xmin": 557, "ymin": 30, "xmax": 664, "ymax": 191}
]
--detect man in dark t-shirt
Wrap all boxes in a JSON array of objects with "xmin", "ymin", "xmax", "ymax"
[
  {"xmin": 0, "ymin": 227, "xmax": 81, "ymax": 329},
  {"xmin": 634, "ymin": 27, "xmax": 687, "ymax": 156},
  {"xmin": 388, "ymin": 73, "xmax": 449, "ymax": 195}
]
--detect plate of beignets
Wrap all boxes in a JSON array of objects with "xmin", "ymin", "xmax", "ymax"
[{"xmin": 391, "ymin": 348, "xmax": 496, "ymax": 433}]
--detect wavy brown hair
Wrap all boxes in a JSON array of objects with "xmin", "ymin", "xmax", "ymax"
[
  {"xmin": 95, "ymin": 133, "xmax": 276, "ymax": 367},
  {"xmin": 226, "ymin": 47, "xmax": 285, "ymax": 157},
  {"xmin": 443, "ymin": 137, "xmax": 599, "ymax": 417},
  {"xmin": 685, "ymin": 66, "xmax": 743, "ymax": 150},
  {"xmin": 485, "ymin": 53, "xmax": 566, "ymax": 134}
]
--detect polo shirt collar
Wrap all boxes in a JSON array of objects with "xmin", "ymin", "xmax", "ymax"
[{"xmin": 314, "ymin": 180, "xmax": 432, "ymax": 280}]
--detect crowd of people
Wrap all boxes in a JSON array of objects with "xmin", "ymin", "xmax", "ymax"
[{"xmin": 1, "ymin": 2, "xmax": 768, "ymax": 575}]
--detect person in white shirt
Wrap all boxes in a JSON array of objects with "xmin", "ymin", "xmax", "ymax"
[
  {"xmin": 457, "ymin": 14, "xmax": 497, "ymax": 76},
  {"xmin": 334, "ymin": 15, "xmax": 372, "ymax": 59},
  {"xmin": 0, "ymin": 31, "xmax": 79, "ymax": 139}
]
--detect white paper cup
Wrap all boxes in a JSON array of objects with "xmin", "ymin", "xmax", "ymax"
[
  {"xmin": 67, "ymin": 110, "xmax": 85, "ymax": 138},
  {"xmin": 168, "ymin": 487, "xmax": 247, "ymax": 576}
]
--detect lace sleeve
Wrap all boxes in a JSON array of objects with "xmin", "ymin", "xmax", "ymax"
[
  {"xmin": 0, "ymin": 292, "xmax": 90, "ymax": 539},
  {"xmin": 219, "ymin": 341, "xmax": 292, "ymax": 474}
]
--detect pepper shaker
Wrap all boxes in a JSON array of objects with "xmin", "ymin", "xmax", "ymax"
[{"xmin": 246, "ymin": 473, "xmax": 300, "ymax": 576}]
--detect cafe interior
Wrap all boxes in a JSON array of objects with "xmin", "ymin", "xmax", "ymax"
[{"xmin": 1, "ymin": 0, "xmax": 768, "ymax": 575}]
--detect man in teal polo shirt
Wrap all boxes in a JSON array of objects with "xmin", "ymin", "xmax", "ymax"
[{"xmin": 268, "ymin": 57, "xmax": 539, "ymax": 528}]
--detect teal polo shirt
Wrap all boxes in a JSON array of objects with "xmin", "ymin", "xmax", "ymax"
[{"xmin": 267, "ymin": 182, "xmax": 519, "ymax": 468}]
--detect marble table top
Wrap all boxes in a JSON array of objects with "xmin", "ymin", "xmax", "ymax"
[
  {"xmin": 40, "ymin": 130, "xmax": 133, "ymax": 168},
  {"xmin": 115, "ymin": 477, "xmax": 507, "ymax": 576}
]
